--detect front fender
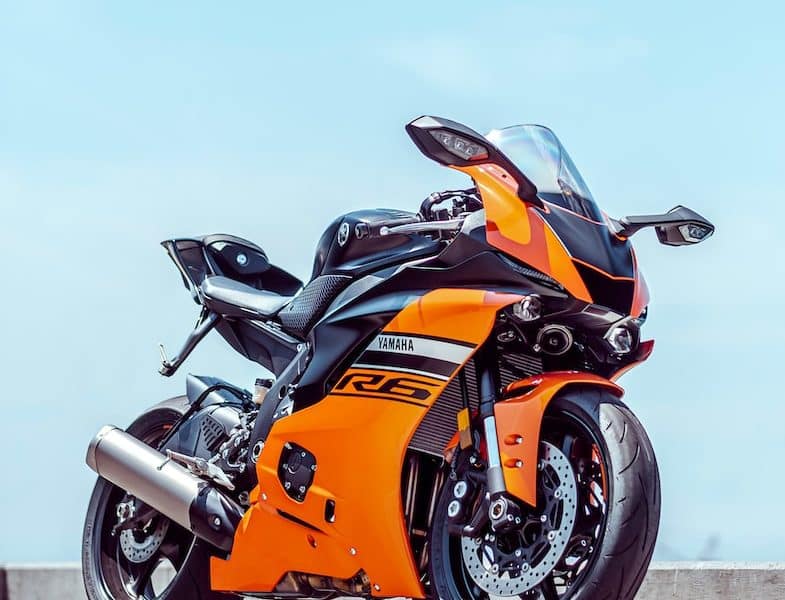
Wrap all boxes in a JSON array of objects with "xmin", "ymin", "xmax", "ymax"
[{"xmin": 494, "ymin": 372, "xmax": 623, "ymax": 507}]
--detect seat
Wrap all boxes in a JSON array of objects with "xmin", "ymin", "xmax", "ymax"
[{"xmin": 201, "ymin": 276, "xmax": 294, "ymax": 317}]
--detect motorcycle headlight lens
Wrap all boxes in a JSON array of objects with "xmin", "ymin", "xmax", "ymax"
[
  {"xmin": 607, "ymin": 325, "xmax": 633, "ymax": 354},
  {"xmin": 512, "ymin": 295, "xmax": 542, "ymax": 322},
  {"xmin": 430, "ymin": 130, "xmax": 489, "ymax": 161}
]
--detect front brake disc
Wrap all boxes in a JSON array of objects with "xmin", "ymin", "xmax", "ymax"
[{"xmin": 460, "ymin": 441, "xmax": 577, "ymax": 596}]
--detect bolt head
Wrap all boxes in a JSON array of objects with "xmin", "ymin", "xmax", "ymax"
[
  {"xmin": 540, "ymin": 514, "xmax": 548, "ymax": 523},
  {"xmin": 212, "ymin": 516, "xmax": 221, "ymax": 527},
  {"xmin": 453, "ymin": 481, "xmax": 468, "ymax": 499}
]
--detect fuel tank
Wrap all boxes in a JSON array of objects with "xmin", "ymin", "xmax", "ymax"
[{"xmin": 310, "ymin": 209, "xmax": 441, "ymax": 279}]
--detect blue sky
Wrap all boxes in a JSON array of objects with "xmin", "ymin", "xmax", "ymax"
[{"xmin": 1, "ymin": 1, "xmax": 783, "ymax": 562}]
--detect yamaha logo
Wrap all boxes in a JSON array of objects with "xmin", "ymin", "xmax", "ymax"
[{"xmin": 337, "ymin": 222, "xmax": 350, "ymax": 246}]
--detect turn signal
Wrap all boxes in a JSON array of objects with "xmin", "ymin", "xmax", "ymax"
[{"xmin": 429, "ymin": 130, "xmax": 489, "ymax": 161}]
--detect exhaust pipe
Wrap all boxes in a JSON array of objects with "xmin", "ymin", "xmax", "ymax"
[{"xmin": 86, "ymin": 425, "xmax": 244, "ymax": 552}]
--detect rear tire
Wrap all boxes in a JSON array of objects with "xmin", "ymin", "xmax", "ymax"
[
  {"xmin": 429, "ymin": 387, "xmax": 660, "ymax": 599},
  {"xmin": 82, "ymin": 397, "xmax": 239, "ymax": 600}
]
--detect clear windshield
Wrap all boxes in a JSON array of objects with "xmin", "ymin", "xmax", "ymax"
[{"xmin": 486, "ymin": 125, "xmax": 603, "ymax": 222}]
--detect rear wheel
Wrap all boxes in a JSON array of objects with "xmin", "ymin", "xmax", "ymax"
[
  {"xmin": 429, "ymin": 387, "xmax": 660, "ymax": 599},
  {"xmin": 82, "ymin": 398, "xmax": 238, "ymax": 600}
]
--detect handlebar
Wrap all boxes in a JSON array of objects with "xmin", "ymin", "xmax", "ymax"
[{"xmin": 380, "ymin": 219, "xmax": 464, "ymax": 236}]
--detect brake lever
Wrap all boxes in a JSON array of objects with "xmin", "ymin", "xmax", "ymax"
[{"xmin": 379, "ymin": 218, "xmax": 464, "ymax": 236}]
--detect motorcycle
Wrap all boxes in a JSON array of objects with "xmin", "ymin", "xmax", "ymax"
[{"xmin": 82, "ymin": 116, "xmax": 714, "ymax": 600}]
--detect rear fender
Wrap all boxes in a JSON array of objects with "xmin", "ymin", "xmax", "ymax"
[{"xmin": 495, "ymin": 372, "xmax": 623, "ymax": 506}]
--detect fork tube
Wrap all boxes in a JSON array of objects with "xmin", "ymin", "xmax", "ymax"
[{"xmin": 474, "ymin": 343, "xmax": 506, "ymax": 497}]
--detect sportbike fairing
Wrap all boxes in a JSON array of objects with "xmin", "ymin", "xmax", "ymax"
[
  {"xmin": 210, "ymin": 290, "xmax": 526, "ymax": 597},
  {"xmin": 482, "ymin": 125, "xmax": 647, "ymax": 316}
]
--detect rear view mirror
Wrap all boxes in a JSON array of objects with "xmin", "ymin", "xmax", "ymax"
[
  {"xmin": 406, "ymin": 115, "xmax": 542, "ymax": 206},
  {"xmin": 614, "ymin": 205, "xmax": 715, "ymax": 246}
]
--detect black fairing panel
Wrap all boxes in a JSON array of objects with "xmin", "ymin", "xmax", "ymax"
[
  {"xmin": 163, "ymin": 234, "xmax": 303, "ymax": 297},
  {"xmin": 311, "ymin": 209, "xmax": 441, "ymax": 278},
  {"xmin": 573, "ymin": 263, "xmax": 634, "ymax": 315},
  {"xmin": 214, "ymin": 319, "xmax": 298, "ymax": 375},
  {"xmin": 540, "ymin": 205, "xmax": 634, "ymax": 278},
  {"xmin": 293, "ymin": 242, "xmax": 567, "ymax": 408}
]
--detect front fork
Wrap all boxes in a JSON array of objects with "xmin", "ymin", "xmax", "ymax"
[
  {"xmin": 471, "ymin": 343, "xmax": 523, "ymax": 533},
  {"xmin": 448, "ymin": 356, "xmax": 627, "ymax": 538}
]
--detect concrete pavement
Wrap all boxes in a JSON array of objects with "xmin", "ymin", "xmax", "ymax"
[{"xmin": 2, "ymin": 562, "xmax": 785, "ymax": 599}]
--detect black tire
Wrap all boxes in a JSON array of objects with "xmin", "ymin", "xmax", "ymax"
[
  {"xmin": 429, "ymin": 387, "xmax": 660, "ymax": 600},
  {"xmin": 82, "ymin": 397, "xmax": 239, "ymax": 600}
]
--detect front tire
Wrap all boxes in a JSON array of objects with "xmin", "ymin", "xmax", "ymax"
[
  {"xmin": 82, "ymin": 397, "xmax": 238, "ymax": 600},
  {"xmin": 429, "ymin": 387, "xmax": 660, "ymax": 599}
]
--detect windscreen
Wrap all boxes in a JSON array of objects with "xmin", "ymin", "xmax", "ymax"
[{"xmin": 486, "ymin": 125, "xmax": 603, "ymax": 222}]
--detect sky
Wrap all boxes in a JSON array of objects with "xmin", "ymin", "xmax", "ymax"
[{"xmin": 1, "ymin": 1, "xmax": 783, "ymax": 563}]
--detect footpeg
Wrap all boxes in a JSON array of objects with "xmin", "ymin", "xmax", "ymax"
[{"xmin": 166, "ymin": 450, "xmax": 235, "ymax": 491}]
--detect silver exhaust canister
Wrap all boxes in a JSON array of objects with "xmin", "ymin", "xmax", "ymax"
[{"xmin": 86, "ymin": 425, "xmax": 244, "ymax": 552}]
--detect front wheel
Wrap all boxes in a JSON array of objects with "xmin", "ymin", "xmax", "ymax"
[{"xmin": 429, "ymin": 388, "xmax": 660, "ymax": 599}]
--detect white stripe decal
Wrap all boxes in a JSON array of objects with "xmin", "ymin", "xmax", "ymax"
[{"xmin": 366, "ymin": 334, "xmax": 474, "ymax": 365}]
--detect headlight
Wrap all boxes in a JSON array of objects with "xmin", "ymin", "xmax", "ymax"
[
  {"xmin": 606, "ymin": 324, "xmax": 634, "ymax": 354},
  {"xmin": 512, "ymin": 295, "xmax": 542, "ymax": 322}
]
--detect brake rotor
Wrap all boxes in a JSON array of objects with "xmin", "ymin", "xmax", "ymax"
[
  {"xmin": 460, "ymin": 441, "xmax": 577, "ymax": 596},
  {"xmin": 119, "ymin": 518, "xmax": 169, "ymax": 564}
]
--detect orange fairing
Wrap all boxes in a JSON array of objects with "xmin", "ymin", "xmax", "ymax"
[
  {"xmin": 211, "ymin": 289, "xmax": 523, "ymax": 597},
  {"xmin": 494, "ymin": 372, "xmax": 623, "ymax": 507},
  {"xmin": 455, "ymin": 164, "xmax": 593, "ymax": 304},
  {"xmin": 610, "ymin": 339, "xmax": 654, "ymax": 381},
  {"xmin": 630, "ymin": 248, "xmax": 650, "ymax": 318}
]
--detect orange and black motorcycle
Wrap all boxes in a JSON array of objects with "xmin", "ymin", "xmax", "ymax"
[{"xmin": 83, "ymin": 116, "xmax": 714, "ymax": 600}]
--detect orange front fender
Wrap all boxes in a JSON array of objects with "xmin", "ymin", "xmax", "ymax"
[{"xmin": 494, "ymin": 372, "xmax": 623, "ymax": 507}]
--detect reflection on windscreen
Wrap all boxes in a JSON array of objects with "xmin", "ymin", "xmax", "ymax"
[{"xmin": 486, "ymin": 125, "xmax": 603, "ymax": 222}]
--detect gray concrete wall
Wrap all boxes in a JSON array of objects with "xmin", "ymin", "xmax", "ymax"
[{"xmin": 2, "ymin": 562, "xmax": 785, "ymax": 599}]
